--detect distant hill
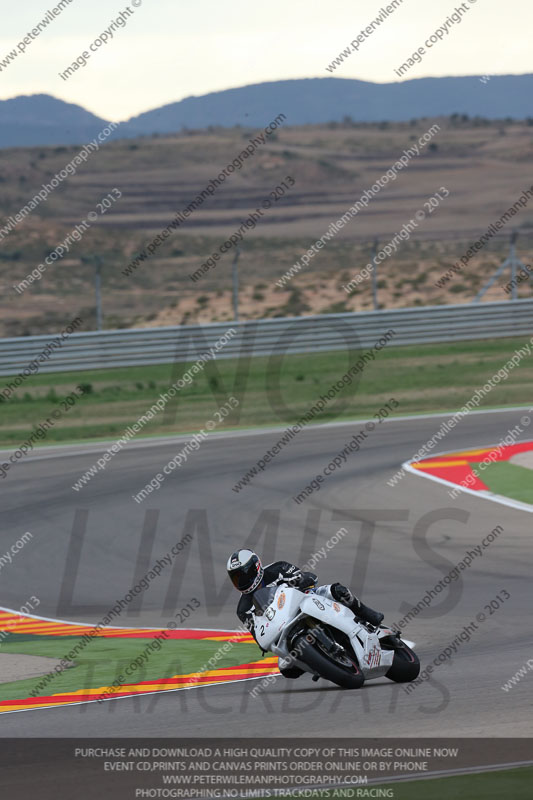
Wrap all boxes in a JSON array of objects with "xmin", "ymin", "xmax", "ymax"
[
  {"xmin": 0, "ymin": 75, "xmax": 531, "ymax": 147},
  {"xmin": 126, "ymin": 75, "xmax": 533, "ymax": 133},
  {"xmin": 0, "ymin": 94, "xmax": 111, "ymax": 148}
]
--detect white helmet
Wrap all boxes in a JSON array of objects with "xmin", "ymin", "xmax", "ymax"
[{"xmin": 227, "ymin": 549, "xmax": 264, "ymax": 594}]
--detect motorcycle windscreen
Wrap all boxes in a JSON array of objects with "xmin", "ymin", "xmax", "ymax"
[{"xmin": 252, "ymin": 586, "xmax": 277, "ymax": 614}]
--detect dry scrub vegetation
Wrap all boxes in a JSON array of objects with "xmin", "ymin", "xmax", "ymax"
[{"xmin": 1, "ymin": 116, "xmax": 532, "ymax": 336}]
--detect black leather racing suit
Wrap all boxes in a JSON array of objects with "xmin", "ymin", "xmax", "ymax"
[{"xmin": 236, "ymin": 561, "xmax": 310, "ymax": 631}]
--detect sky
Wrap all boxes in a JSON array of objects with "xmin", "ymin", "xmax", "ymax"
[{"xmin": 0, "ymin": 0, "xmax": 531, "ymax": 121}]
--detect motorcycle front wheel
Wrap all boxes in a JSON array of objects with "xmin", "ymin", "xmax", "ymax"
[
  {"xmin": 385, "ymin": 641, "xmax": 420, "ymax": 683},
  {"xmin": 293, "ymin": 634, "xmax": 365, "ymax": 689}
]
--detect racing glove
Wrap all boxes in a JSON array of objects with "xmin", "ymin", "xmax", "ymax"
[{"xmin": 291, "ymin": 571, "xmax": 317, "ymax": 591}]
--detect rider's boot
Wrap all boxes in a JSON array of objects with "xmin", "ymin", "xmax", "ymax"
[
  {"xmin": 331, "ymin": 583, "xmax": 384, "ymax": 627},
  {"xmin": 278, "ymin": 657, "xmax": 304, "ymax": 679}
]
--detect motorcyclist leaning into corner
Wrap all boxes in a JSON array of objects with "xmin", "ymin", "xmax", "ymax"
[{"xmin": 227, "ymin": 548, "xmax": 384, "ymax": 679}]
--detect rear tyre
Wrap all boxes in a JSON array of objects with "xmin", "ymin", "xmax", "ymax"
[
  {"xmin": 293, "ymin": 635, "xmax": 364, "ymax": 689},
  {"xmin": 385, "ymin": 642, "xmax": 420, "ymax": 683}
]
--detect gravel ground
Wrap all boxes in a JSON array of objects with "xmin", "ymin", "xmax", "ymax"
[
  {"xmin": 510, "ymin": 451, "xmax": 533, "ymax": 469},
  {"xmin": 0, "ymin": 654, "xmax": 63, "ymax": 685}
]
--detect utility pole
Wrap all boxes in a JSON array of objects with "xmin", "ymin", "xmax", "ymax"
[
  {"xmin": 94, "ymin": 256, "xmax": 103, "ymax": 331},
  {"xmin": 371, "ymin": 238, "xmax": 379, "ymax": 310},
  {"xmin": 473, "ymin": 231, "xmax": 528, "ymax": 302},
  {"xmin": 232, "ymin": 246, "xmax": 240, "ymax": 321},
  {"xmin": 82, "ymin": 254, "xmax": 103, "ymax": 330}
]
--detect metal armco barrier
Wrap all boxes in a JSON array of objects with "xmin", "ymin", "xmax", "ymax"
[{"xmin": 0, "ymin": 300, "xmax": 532, "ymax": 376}]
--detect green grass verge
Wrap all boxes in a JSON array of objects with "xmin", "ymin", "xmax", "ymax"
[
  {"xmin": 0, "ymin": 335, "xmax": 532, "ymax": 447},
  {"xmin": 472, "ymin": 461, "xmax": 533, "ymax": 505},
  {"xmin": 0, "ymin": 633, "xmax": 261, "ymax": 702},
  {"xmin": 271, "ymin": 766, "xmax": 533, "ymax": 799},
  {"xmin": 376, "ymin": 766, "xmax": 533, "ymax": 799}
]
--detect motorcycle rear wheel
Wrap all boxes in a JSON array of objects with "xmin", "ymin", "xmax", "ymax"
[{"xmin": 293, "ymin": 635, "xmax": 364, "ymax": 689}]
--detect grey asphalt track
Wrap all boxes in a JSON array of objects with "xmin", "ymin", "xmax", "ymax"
[{"xmin": 1, "ymin": 408, "xmax": 532, "ymax": 737}]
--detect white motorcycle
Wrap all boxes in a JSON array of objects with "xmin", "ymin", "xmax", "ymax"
[{"xmin": 253, "ymin": 583, "xmax": 420, "ymax": 689}]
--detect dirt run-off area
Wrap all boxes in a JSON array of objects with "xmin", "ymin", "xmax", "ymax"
[{"xmin": 0, "ymin": 653, "xmax": 66, "ymax": 685}]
